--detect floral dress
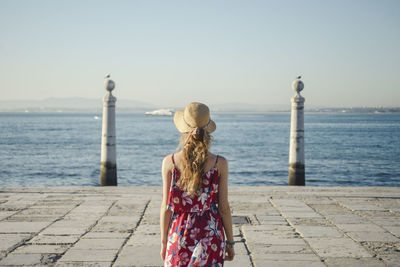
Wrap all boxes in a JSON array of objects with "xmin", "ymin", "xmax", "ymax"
[{"xmin": 165, "ymin": 154, "xmax": 225, "ymax": 267}]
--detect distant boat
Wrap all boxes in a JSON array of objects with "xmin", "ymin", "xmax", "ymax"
[
  {"xmin": 93, "ymin": 116, "xmax": 100, "ymax": 120},
  {"xmin": 145, "ymin": 109, "xmax": 174, "ymax": 116}
]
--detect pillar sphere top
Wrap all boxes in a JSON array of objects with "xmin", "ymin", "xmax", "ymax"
[
  {"xmin": 104, "ymin": 79, "xmax": 115, "ymax": 92},
  {"xmin": 292, "ymin": 78, "xmax": 304, "ymax": 93}
]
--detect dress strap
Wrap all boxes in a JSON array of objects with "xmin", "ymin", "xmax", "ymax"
[
  {"xmin": 170, "ymin": 154, "xmax": 177, "ymax": 187},
  {"xmin": 172, "ymin": 154, "xmax": 175, "ymax": 165},
  {"xmin": 214, "ymin": 155, "xmax": 219, "ymax": 168}
]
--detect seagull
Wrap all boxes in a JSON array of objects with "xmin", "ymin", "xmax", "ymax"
[
  {"xmin": 297, "ymin": 75, "xmax": 301, "ymax": 79},
  {"xmin": 104, "ymin": 73, "xmax": 111, "ymax": 79}
]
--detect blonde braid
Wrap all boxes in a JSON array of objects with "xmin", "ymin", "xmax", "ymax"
[{"xmin": 177, "ymin": 128, "xmax": 211, "ymax": 195}]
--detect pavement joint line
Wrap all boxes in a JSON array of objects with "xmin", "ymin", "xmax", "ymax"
[
  {"xmin": 239, "ymin": 225, "xmax": 256, "ymax": 267},
  {"xmin": 329, "ymin": 198, "xmax": 399, "ymax": 259},
  {"xmin": 333, "ymin": 197, "xmax": 396, "ymax": 230},
  {"xmin": 305, "ymin": 199, "xmax": 369, "ymax": 262},
  {"xmin": 0, "ymin": 211, "xmax": 18, "ymax": 222},
  {"xmin": 0, "ymin": 199, "xmax": 85, "ymax": 261},
  {"xmin": 307, "ymin": 198, "xmax": 394, "ymax": 266},
  {"xmin": 110, "ymin": 199, "xmax": 151, "ymax": 267},
  {"xmin": 268, "ymin": 197, "xmax": 328, "ymax": 266},
  {"xmin": 252, "ymin": 214, "xmax": 261, "ymax": 225},
  {"xmin": 47, "ymin": 200, "xmax": 118, "ymax": 264},
  {"xmin": 0, "ymin": 196, "xmax": 41, "ymax": 221}
]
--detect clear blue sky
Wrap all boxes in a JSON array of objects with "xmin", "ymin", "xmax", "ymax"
[{"xmin": 1, "ymin": 0, "xmax": 399, "ymax": 107}]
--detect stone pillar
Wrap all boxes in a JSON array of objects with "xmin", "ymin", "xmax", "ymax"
[
  {"xmin": 100, "ymin": 75, "xmax": 117, "ymax": 186},
  {"xmin": 288, "ymin": 77, "xmax": 305, "ymax": 186}
]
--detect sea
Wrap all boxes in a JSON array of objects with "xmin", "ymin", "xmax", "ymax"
[{"xmin": 0, "ymin": 112, "xmax": 399, "ymax": 187}]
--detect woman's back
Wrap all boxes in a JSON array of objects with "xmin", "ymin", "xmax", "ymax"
[
  {"xmin": 160, "ymin": 102, "xmax": 235, "ymax": 266},
  {"xmin": 168, "ymin": 153, "xmax": 221, "ymax": 213},
  {"xmin": 164, "ymin": 153, "xmax": 225, "ymax": 266}
]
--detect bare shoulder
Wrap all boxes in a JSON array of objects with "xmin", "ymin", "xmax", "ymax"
[
  {"xmin": 217, "ymin": 155, "xmax": 228, "ymax": 166},
  {"xmin": 216, "ymin": 155, "xmax": 228, "ymax": 173},
  {"xmin": 162, "ymin": 154, "xmax": 174, "ymax": 171}
]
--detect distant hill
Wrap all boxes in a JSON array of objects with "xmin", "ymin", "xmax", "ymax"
[{"xmin": 0, "ymin": 97, "xmax": 158, "ymax": 113}]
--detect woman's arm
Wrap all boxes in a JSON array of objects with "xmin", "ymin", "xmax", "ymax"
[
  {"xmin": 217, "ymin": 157, "xmax": 235, "ymax": 261},
  {"xmin": 160, "ymin": 155, "xmax": 173, "ymax": 261}
]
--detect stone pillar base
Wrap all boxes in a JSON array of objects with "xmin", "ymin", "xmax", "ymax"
[
  {"xmin": 288, "ymin": 163, "xmax": 305, "ymax": 186},
  {"xmin": 100, "ymin": 162, "xmax": 117, "ymax": 186}
]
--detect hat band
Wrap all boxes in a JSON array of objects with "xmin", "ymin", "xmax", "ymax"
[{"xmin": 183, "ymin": 116, "xmax": 211, "ymax": 130}]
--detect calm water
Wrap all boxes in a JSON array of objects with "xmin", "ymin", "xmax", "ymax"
[{"xmin": 0, "ymin": 113, "xmax": 399, "ymax": 187}]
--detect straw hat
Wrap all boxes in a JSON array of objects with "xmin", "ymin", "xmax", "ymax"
[{"xmin": 174, "ymin": 102, "xmax": 216, "ymax": 133}]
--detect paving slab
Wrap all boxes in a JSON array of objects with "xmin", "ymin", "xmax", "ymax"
[
  {"xmin": 114, "ymin": 245, "xmax": 163, "ymax": 266},
  {"xmin": 256, "ymin": 215, "xmax": 287, "ymax": 224},
  {"xmin": 59, "ymin": 249, "xmax": 117, "ymax": 262},
  {"xmin": 340, "ymin": 203, "xmax": 386, "ymax": 211},
  {"xmin": 55, "ymin": 262, "xmax": 111, "ymax": 267},
  {"xmin": 281, "ymin": 211, "xmax": 322, "ymax": 218},
  {"xmin": 90, "ymin": 222, "xmax": 136, "ymax": 233},
  {"xmin": 72, "ymin": 238, "xmax": 126, "ymax": 250},
  {"xmin": 82, "ymin": 232, "xmax": 130, "ymax": 239},
  {"xmin": 252, "ymin": 259, "xmax": 325, "ymax": 267},
  {"xmin": 325, "ymin": 214, "xmax": 367, "ymax": 224},
  {"xmin": 13, "ymin": 244, "xmax": 70, "ymax": 254},
  {"xmin": 246, "ymin": 236, "xmax": 306, "ymax": 246},
  {"xmin": 5, "ymin": 215, "xmax": 60, "ymax": 222},
  {"xmin": 17, "ymin": 207, "xmax": 71, "ymax": 216},
  {"xmin": 99, "ymin": 215, "xmax": 140, "ymax": 224},
  {"xmin": 369, "ymin": 216, "xmax": 400, "ymax": 226},
  {"xmin": 0, "ymin": 221, "xmax": 51, "ymax": 233},
  {"xmin": 252, "ymin": 253, "xmax": 321, "ymax": 261},
  {"xmin": 305, "ymin": 237, "xmax": 371, "ymax": 258},
  {"xmin": 224, "ymin": 255, "xmax": 252, "ymax": 267},
  {"xmin": 288, "ymin": 217, "xmax": 332, "ymax": 226},
  {"xmin": 251, "ymin": 244, "xmax": 312, "ymax": 254},
  {"xmin": 295, "ymin": 225, "xmax": 343, "ymax": 238},
  {"xmin": 0, "ymin": 253, "xmax": 44, "ymax": 266},
  {"xmin": 40, "ymin": 226, "xmax": 89, "ymax": 235},
  {"xmin": 308, "ymin": 204, "xmax": 350, "ymax": 215},
  {"xmin": 336, "ymin": 223, "xmax": 386, "ymax": 233},
  {"xmin": 324, "ymin": 257, "xmax": 386, "ymax": 267},
  {"xmin": 346, "ymin": 231, "xmax": 400, "ymax": 242},
  {"xmin": 29, "ymin": 234, "xmax": 81, "ymax": 245},
  {"xmin": 126, "ymin": 233, "xmax": 159, "ymax": 246}
]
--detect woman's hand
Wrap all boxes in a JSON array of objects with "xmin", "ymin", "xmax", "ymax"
[
  {"xmin": 225, "ymin": 245, "xmax": 235, "ymax": 261},
  {"xmin": 160, "ymin": 242, "xmax": 167, "ymax": 261}
]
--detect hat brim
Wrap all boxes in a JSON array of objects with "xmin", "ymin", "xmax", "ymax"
[{"xmin": 174, "ymin": 110, "xmax": 216, "ymax": 133}]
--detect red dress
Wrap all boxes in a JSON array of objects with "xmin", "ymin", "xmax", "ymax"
[{"xmin": 165, "ymin": 155, "xmax": 225, "ymax": 267}]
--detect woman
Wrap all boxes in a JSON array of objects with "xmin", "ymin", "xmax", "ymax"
[{"xmin": 160, "ymin": 102, "xmax": 235, "ymax": 266}]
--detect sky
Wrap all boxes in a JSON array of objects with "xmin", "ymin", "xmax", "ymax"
[{"xmin": 0, "ymin": 0, "xmax": 399, "ymax": 108}]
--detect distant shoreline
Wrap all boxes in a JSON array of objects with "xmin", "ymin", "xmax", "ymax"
[
  {"xmin": 1, "ymin": 107, "xmax": 399, "ymax": 114},
  {"xmin": 1, "ymin": 98, "xmax": 399, "ymax": 114}
]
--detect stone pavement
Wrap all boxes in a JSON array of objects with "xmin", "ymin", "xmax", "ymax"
[{"xmin": 0, "ymin": 186, "xmax": 399, "ymax": 267}]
